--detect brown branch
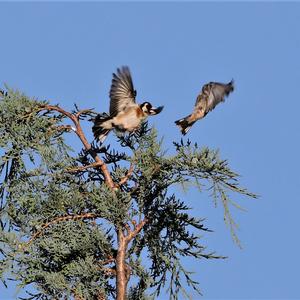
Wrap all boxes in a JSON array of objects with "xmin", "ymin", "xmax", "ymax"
[
  {"xmin": 96, "ymin": 257, "xmax": 117, "ymax": 279},
  {"xmin": 40, "ymin": 104, "xmax": 75, "ymax": 121},
  {"xmin": 75, "ymin": 109, "xmax": 95, "ymax": 118},
  {"xmin": 124, "ymin": 224, "xmax": 131, "ymax": 237},
  {"xmin": 26, "ymin": 213, "xmax": 98, "ymax": 247},
  {"xmin": 125, "ymin": 218, "xmax": 147, "ymax": 243},
  {"xmin": 39, "ymin": 104, "xmax": 115, "ymax": 189},
  {"xmin": 116, "ymin": 219, "xmax": 147, "ymax": 300},
  {"xmin": 118, "ymin": 164, "xmax": 134, "ymax": 186},
  {"xmin": 100, "ymin": 257, "xmax": 116, "ymax": 266},
  {"xmin": 66, "ymin": 161, "xmax": 104, "ymax": 173}
]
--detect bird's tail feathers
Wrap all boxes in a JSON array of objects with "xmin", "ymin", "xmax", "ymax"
[
  {"xmin": 226, "ymin": 80, "xmax": 234, "ymax": 94},
  {"xmin": 175, "ymin": 115, "xmax": 195, "ymax": 135},
  {"xmin": 92, "ymin": 114, "xmax": 112, "ymax": 143}
]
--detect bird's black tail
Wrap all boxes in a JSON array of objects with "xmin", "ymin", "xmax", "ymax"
[
  {"xmin": 175, "ymin": 115, "xmax": 195, "ymax": 135},
  {"xmin": 226, "ymin": 80, "xmax": 234, "ymax": 95},
  {"xmin": 92, "ymin": 113, "xmax": 112, "ymax": 143}
]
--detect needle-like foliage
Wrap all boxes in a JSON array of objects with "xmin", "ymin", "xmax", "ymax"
[{"xmin": 0, "ymin": 88, "xmax": 257, "ymax": 300}]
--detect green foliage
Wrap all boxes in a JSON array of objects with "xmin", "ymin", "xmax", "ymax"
[{"xmin": 0, "ymin": 88, "xmax": 256, "ymax": 299}]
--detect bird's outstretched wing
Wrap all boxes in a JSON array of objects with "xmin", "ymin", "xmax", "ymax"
[
  {"xmin": 204, "ymin": 80, "xmax": 234, "ymax": 112},
  {"xmin": 109, "ymin": 66, "xmax": 137, "ymax": 117}
]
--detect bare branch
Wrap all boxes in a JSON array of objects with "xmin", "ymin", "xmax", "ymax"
[
  {"xmin": 39, "ymin": 104, "xmax": 115, "ymax": 189},
  {"xmin": 75, "ymin": 109, "xmax": 95, "ymax": 118},
  {"xmin": 40, "ymin": 104, "xmax": 76, "ymax": 122}
]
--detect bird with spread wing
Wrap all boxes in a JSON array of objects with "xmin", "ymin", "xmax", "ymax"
[
  {"xmin": 92, "ymin": 66, "xmax": 164, "ymax": 143},
  {"xmin": 175, "ymin": 80, "xmax": 234, "ymax": 135}
]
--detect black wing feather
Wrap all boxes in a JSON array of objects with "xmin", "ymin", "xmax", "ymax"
[
  {"xmin": 109, "ymin": 66, "xmax": 136, "ymax": 117},
  {"xmin": 206, "ymin": 80, "xmax": 234, "ymax": 112}
]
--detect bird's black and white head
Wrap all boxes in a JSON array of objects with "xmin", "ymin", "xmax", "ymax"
[{"xmin": 140, "ymin": 102, "xmax": 164, "ymax": 116}]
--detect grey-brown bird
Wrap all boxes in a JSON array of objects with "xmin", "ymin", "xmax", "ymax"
[
  {"xmin": 92, "ymin": 66, "xmax": 164, "ymax": 142},
  {"xmin": 175, "ymin": 80, "xmax": 234, "ymax": 135}
]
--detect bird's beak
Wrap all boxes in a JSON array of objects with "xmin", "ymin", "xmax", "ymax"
[{"xmin": 149, "ymin": 106, "xmax": 164, "ymax": 115}]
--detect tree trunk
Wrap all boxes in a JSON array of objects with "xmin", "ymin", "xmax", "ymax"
[{"xmin": 116, "ymin": 229, "xmax": 129, "ymax": 300}]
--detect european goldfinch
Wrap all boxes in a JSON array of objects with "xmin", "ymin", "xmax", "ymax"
[
  {"xmin": 175, "ymin": 80, "xmax": 234, "ymax": 135},
  {"xmin": 93, "ymin": 66, "xmax": 163, "ymax": 142}
]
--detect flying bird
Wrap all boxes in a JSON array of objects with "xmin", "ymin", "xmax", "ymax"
[
  {"xmin": 92, "ymin": 66, "xmax": 164, "ymax": 143},
  {"xmin": 175, "ymin": 80, "xmax": 234, "ymax": 135}
]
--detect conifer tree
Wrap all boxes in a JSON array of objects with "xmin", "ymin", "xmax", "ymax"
[{"xmin": 0, "ymin": 88, "xmax": 256, "ymax": 299}]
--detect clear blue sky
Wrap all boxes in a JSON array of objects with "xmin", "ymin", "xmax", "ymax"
[{"xmin": 1, "ymin": 2, "xmax": 299, "ymax": 299}]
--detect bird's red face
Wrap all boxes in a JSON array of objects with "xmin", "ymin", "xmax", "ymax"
[{"xmin": 141, "ymin": 102, "xmax": 164, "ymax": 115}]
